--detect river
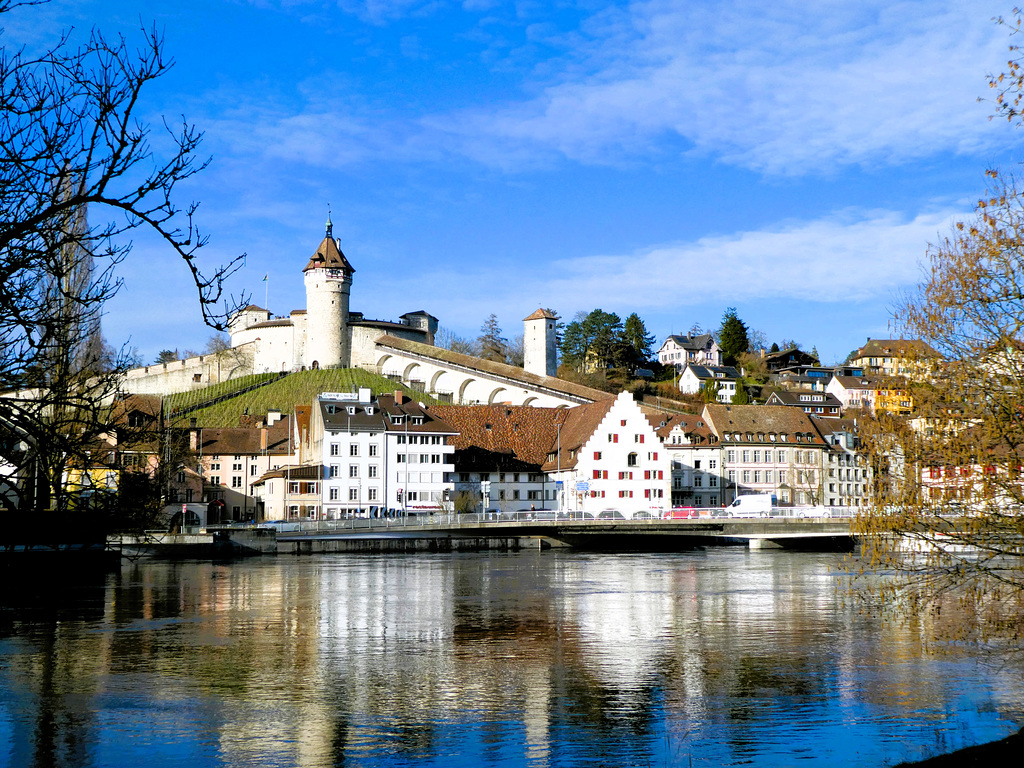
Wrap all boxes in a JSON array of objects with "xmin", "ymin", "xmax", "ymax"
[{"xmin": 1, "ymin": 549, "xmax": 1021, "ymax": 767}]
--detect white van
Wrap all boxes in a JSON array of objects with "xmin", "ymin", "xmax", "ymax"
[{"xmin": 727, "ymin": 494, "xmax": 776, "ymax": 517}]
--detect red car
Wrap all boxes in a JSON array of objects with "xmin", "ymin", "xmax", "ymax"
[{"xmin": 663, "ymin": 507, "xmax": 699, "ymax": 519}]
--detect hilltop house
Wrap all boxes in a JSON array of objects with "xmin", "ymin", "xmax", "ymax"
[{"xmin": 677, "ymin": 364, "xmax": 741, "ymax": 402}]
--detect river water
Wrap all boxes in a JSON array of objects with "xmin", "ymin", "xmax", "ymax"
[{"xmin": 1, "ymin": 549, "xmax": 1021, "ymax": 768}]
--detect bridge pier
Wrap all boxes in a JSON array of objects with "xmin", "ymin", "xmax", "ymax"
[{"xmin": 747, "ymin": 538, "xmax": 784, "ymax": 550}]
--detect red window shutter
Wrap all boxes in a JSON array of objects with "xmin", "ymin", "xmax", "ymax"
[
  {"xmin": 593, "ymin": 470, "xmax": 600, "ymax": 480},
  {"xmin": 645, "ymin": 489, "xmax": 651, "ymax": 499},
  {"xmin": 603, "ymin": 470, "xmax": 608, "ymax": 479},
  {"xmin": 644, "ymin": 470, "xmax": 651, "ymax": 479},
  {"xmin": 653, "ymin": 452, "xmax": 658, "ymax": 461}
]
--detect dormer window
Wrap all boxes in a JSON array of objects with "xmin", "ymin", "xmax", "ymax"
[
  {"xmin": 326, "ymin": 405, "xmax": 336, "ymax": 414},
  {"xmin": 392, "ymin": 415, "xmax": 405, "ymax": 425},
  {"xmin": 412, "ymin": 416, "xmax": 424, "ymax": 426},
  {"xmin": 347, "ymin": 406, "xmax": 356, "ymax": 416},
  {"xmin": 366, "ymin": 407, "xmax": 374, "ymax": 415}
]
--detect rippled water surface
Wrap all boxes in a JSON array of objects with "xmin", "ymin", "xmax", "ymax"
[{"xmin": 1, "ymin": 549, "xmax": 1021, "ymax": 767}]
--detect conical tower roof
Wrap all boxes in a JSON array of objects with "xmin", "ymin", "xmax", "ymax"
[{"xmin": 303, "ymin": 216, "xmax": 355, "ymax": 273}]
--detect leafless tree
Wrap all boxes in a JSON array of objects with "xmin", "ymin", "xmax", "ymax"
[{"xmin": 0, "ymin": 5, "xmax": 244, "ymax": 524}]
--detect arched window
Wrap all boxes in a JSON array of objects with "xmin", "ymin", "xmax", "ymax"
[{"xmin": 627, "ymin": 452, "xmax": 638, "ymax": 467}]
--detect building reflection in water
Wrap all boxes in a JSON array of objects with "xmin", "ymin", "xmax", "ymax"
[{"xmin": 1, "ymin": 551, "xmax": 1022, "ymax": 768}]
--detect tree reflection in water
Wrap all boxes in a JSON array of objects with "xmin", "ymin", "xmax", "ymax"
[{"xmin": 0, "ymin": 551, "xmax": 1022, "ymax": 767}]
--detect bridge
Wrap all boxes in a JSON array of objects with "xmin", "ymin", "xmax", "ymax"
[{"xmin": 270, "ymin": 513, "xmax": 857, "ymax": 554}]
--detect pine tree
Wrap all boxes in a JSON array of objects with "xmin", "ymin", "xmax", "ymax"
[
  {"xmin": 718, "ymin": 307, "xmax": 749, "ymax": 367},
  {"xmin": 622, "ymin": 313, "xmax": 655, "ymax": 362},
  {"xmin": 478, "ymin": 314, "xmax": 507, "ymax": 362}
]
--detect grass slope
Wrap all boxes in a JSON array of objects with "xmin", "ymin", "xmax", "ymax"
[
  {"xmin": 162, "ymin": 373, "xmax": 279, "ymax": 413},
  {"xmin": 170, "ymin": 368, "xmax": 442, "ymax": 427}
]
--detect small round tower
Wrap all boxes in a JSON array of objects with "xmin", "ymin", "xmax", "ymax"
[
  {"xmin": 303, "ymin": 215, "xmax": 354, "ymax": 369},
  {"xmin": 523, "ymin": 308, "xmax": 558, "ymax": 377}
]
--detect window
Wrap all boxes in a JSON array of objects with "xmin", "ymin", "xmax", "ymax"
[
  {"xmin": 349, "ymin": 465, "xmax": 359, "ymax": 478},
  {"xmin": 777, "ymin": 450, "xmax": 787, "ymax": 463},
  {"xmin": 694, "ymin": 460, "xmax": 701, "ymax": 469},
  {"xmin": 710, "ymin": 475, "xmax": 717, "ymax": 487},
  {"xmin": 709, "ymin": 460, "xmax": 717, "ymax": 469},
  {"xmin": 329, "ymin": 487, "xmax": 339, "ymax": 500},
  {"xmin": 368, "ymin": 465, "xmax": 378, "ymax": 478},
  {"xmin": 742, "ymin": 470, "xmax": 750, "ymax": 483},
  {"xmin": 499, "ymin": 490, "xmax": 505, "ymax": 500},
  {"xmin": 460, "ymin": 472, "xmax": 470, "ymax": 482},
  {"xmin": 635, "ymin": 434, "xmax": 645, "ymax": 443},
  {"xmin": 250, "ymin": 465, "xmax": 257, "ymax": 476},
  {"xmin": 350, "ymin": 444, "xmax": 359, "ymax": 456},
  {"xmin": 211, "ymin": 462, "xmax": 220, "ymax": 471},
  {"xmin": 210, "ymin": 475, "xmax": 221, "ymax": 486},
  {"xmin": 726, "ymin": 450, "xmax": 735, "ymax": 463},
  {"xmin": 728, "ymin": 470, "xmax": 735, "ymax": 483},
  {"xmin": 593, "ymin": 470, "xmax": 602, "ymax": 480},
  {"xmin": 329, "ymin": 464, "xmax": 339, "ymax": 478},
  {"xmin": 499, "ymin": 473, "xmax": 506, "ymax": 482},
  {"xmin": 397, "ymin": 435, "xmax": 406, "ymax": 444},
  {"xmin": 528, "ymin": 490, "xmax": 540, "ymax": 500},
  {"xmin": 397, "ymin": 454, "xmax": 406, "ymax": 463},
  {"xmin": 330, "ymin": 444, "xmax": 339, "ymax": 456},
  {"xmin": 594, "ymin": 451, "xmax": 602, "ymax": 460},
  {"xmin": 349, "ymin": 488, "xmax": 358, "ymax": 501},
  {"xmin": 779, "ymin": 471, "xmax": 787, "ymax": 484},
  {"xmin": 694, "ymin": 475, "xmax": 702, "ymax": 487},
  {"xmin": 368, "ymin": 488, "xmax": 378, "ymax": 501},
  {"xmin": 621, "ymin": 420, "xmax": 627, "ymax": 426},
  {"xmin": 431, "ymin": 454, "xmax": 441, "ymax": 464},
  {"xmin": 231, "ymin": 477, "xmax": 242, "ymax": 488},
  {"xmin": 753, "ymin": 451, "xmax": 760, "ymax": 463},
  {"xmin": 627, "ymin": 453, "xmax": 638, "ymax": 467},
  {"xmin": 608, "ymin": 433, "xmax": 619, "ymax": 443},
  {"xmin": 369, "ymin": 444, "xmax": 378, "ymax": 457},
  {"xmin": 763, "ymin": 471, "xmax": 771, "ymax": 484},
  {"xmin": 513, "ymin": 490, "xmax": 520, "ymax": 500},
  {"xmin": 742, "ymin": 450, "xmax": 750, "ymax": 462},
  {"xmin": 753, "ymin": 471, "xmax": 761, "ymax": 483},
  {"xmin": 289, "ymin": 482, "xmax": 299, "ymax": 494}
]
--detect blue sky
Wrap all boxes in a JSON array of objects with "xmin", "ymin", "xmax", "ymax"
[{"xmin": 7, "ymin": 0, "xmax": 1024, "ymax": 364}]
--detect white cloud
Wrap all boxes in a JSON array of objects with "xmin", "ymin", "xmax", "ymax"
[
  {"xmin": 385, "ymin": 206, "xmax": 962, "ymax": 331},
  {"xmin": 436, "ymin": 0, "xmax": 1020, "ymax": 173}
]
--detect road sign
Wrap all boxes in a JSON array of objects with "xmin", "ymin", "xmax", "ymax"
[{"xmin": 576, "ymin": 482, "xmax": 589, "ymax": 492}]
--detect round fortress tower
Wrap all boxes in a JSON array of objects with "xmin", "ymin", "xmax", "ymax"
[{"xmin": 303, "ymin": 215, "xmax": 354, "ymax": 369}]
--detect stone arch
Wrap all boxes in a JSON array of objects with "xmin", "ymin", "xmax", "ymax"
[
  {"xmin": 375, "ymin": 353, "xmax": 394, "ymax": 370},
  {"xmin": 429, "ymin": 369, "xmax": 447, "ymax": 392},
  {"xmin": 403, "ymin": 362, "xmax": 422, "ymax": 382},
  {"xmin": 488, "ymin": 387, "xmax": 509, "ymax": 405},
  {"xmin": 458, "ymin": 378, "xmax": 477, "ymax": 404},
  {"xmin": 522, "ymin": 396, "xmax": 539, "ymax": 407}
]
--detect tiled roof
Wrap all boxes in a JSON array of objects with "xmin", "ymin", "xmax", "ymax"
[
  {"xmin": 196, "ymin": 416, "xmax": 293, "ymax": 456},
  {"xmin": 662, "ymin": 333, "xmax": 715, "ymax": 351},
  {"xmin": 374, "ymin": 335, "xmax": 613, "ymax": 403},
  {"xmin": 245, "ymin": 318, "xmax": 294, "ymax": 330},
  {"xmin": 523, "ymin": 308, "xmax": 558, "ymax": 321},
  {"xmin": 253, "ymin": 464, "xmax": 323, "ymax": 485},
  {"xmin": 765, "ymin": 391, "xmax": 842, "ymax": 408},
  {"xmin": 854, "ymin": 338, "xmax": 941, "ymax": 359},
  {"xmin": 541, "ymin": 399, "xmax": 616, "ymax": 471},
  {"xmin": 703, "ymin": 404, "xmax": 826, "ymax": 446},
  {"xmin": 303, "ymin": 234, "xmax": 355, "ymax": 274},
  {"xmin": 684, "ymin": 364, "xmax": 740, "ymax": 380},
  {"xmin": 431, "ymin": 405, "xmax": 566, "ymax": 469},
  {"xmin": 655, "ymin": 413, "xmax": 717, "ymax": 443}
]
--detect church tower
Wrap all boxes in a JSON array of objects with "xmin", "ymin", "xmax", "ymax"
[
  {"xmin": 523, "ymin": 308, "xmax": 558, "ymax": 377},
  {"xmin": 303, "ymin": 215, "xmax": 354, "ymax": 369}
]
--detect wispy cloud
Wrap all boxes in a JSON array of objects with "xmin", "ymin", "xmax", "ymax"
[
  {"xmin": 381, "ymin": 207, "xmax": 962, "ymax": 331},
  {"xmin": 209, "ymin": 1, "xmax": 1020, "ymax": 176}
]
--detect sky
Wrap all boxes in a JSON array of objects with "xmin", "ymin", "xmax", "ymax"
[{"xmin": 6, "ymin": 0, "xmax": 1024, "ymax": 365}]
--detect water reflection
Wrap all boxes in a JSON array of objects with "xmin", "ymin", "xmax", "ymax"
[{"xmin": 1, "ymin": 550, "xmax": 1021, "ymax": 767}]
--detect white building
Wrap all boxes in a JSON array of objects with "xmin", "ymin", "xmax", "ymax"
[
  {"xmin": 656, "ymin": 414, "xmax": 726, "ymax": 508},
  {"xmin": 310, "ymin": 389, "xmax": 456, "ymax": 517},
  {"xmin": 229, "ymin": 218, "xmax": 438, "ymax": 373},
  {"xmin": 678, "ymin": 364, "xmax": 741, "ymax": 403},
  {"xmin": 544, "ymin": 392, "xmax": 671, "ymax": 516},
  {"xmin": 658, "ymin": 333, "xmax": 722, "ymax": 367}
]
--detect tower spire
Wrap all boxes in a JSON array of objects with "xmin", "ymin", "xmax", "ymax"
[{"xmin": 326, "ymin": 205, "xmax": 333, "ymax": 238}]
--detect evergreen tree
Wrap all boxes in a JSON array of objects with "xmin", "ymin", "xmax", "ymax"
[
  {"xmin": 718, "ymin": 307, "xmax": 749, "ymax": 366},
  {"xmin": 622, "ymin": 313, "xmax": 655, "ymax": 362},
  {"xmin": 769, "ymin": 342, "xmax": 780, "ymax": 353},
  {"xmin": 731, "ymin": 384, "xmax": 750, "ymax": 404},
  {"xmin": 478, "ymin": 314, "xmax": 507, "ymax": 362},
  {"xmin": 700, "ymin": 379, "xmax": 721, "ymax": 403}
]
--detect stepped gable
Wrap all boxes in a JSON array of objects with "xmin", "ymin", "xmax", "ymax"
[
  {"xmin": 540, "ymin": 399, "xmax": 616, "ymax": 472},
  {"xmin": 374, "ymin": 334, "xmax": 614, "ymax": 404},
  {"xmin": 431, "ymin": 405, "xmax": 565, "ymax": 470}
]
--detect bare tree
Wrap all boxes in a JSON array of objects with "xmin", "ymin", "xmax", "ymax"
[
  {"xmin": 855, "ymin": 170, "xmax": 1024, "ymax": 645},
  {"xmin": 0, "ymin": 6, "xmax": 244, "ymax": 525},
  {"xmin": 435, "ymin": 325, "xmax": 479, "ymax": 356}
]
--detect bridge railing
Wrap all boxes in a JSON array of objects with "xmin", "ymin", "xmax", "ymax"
[{"xmin": 258, "ymin": 507, "xmax": 857, "ymax": 535}]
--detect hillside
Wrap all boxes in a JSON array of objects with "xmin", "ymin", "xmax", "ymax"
[{"xmin": 164, "ymin": 368, "xmax": 443, "ymax": 428}]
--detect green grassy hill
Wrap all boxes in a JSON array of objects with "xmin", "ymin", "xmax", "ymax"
[{"xmin": 165, "ymin": 368, "xmax": 442, "ymax": 428}]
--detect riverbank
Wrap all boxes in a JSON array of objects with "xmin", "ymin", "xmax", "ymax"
[{"xmin": 894, "ymin": 727, "xmax": 1023, "ymax": 766}]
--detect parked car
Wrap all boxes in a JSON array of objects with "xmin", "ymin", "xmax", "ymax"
[
  {"xmin": 597, "ymin": 509, "xmax": 626, "ymax": 520},
  {"xmin": 664, "ymin": 507, "xmax": 699, "ymax": 519},
  {"xmin": 632, "ymin": 511, "xmax": 657, "ymax": 520}
]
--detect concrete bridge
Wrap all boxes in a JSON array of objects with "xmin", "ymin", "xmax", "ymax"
[{"xmin": 272, "ymin": 514, "xmax": 856, "ymax": 553}]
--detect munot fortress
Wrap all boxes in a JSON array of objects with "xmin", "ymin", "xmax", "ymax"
[{"xmin": 123, "ymin": 220, "xmax": 594, "ymax": 408}]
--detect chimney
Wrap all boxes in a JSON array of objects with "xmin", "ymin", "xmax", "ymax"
[
  {"xmin": 189, "ymin": 428, "xmax": 199, "ymax": 451},
  {"xmin": 260, "ymin": 428, "xmax": 268, "ymax": 451},
  {"xmin": 394, "ymin": 389, "xmax": 403, "ymax": 405}
]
